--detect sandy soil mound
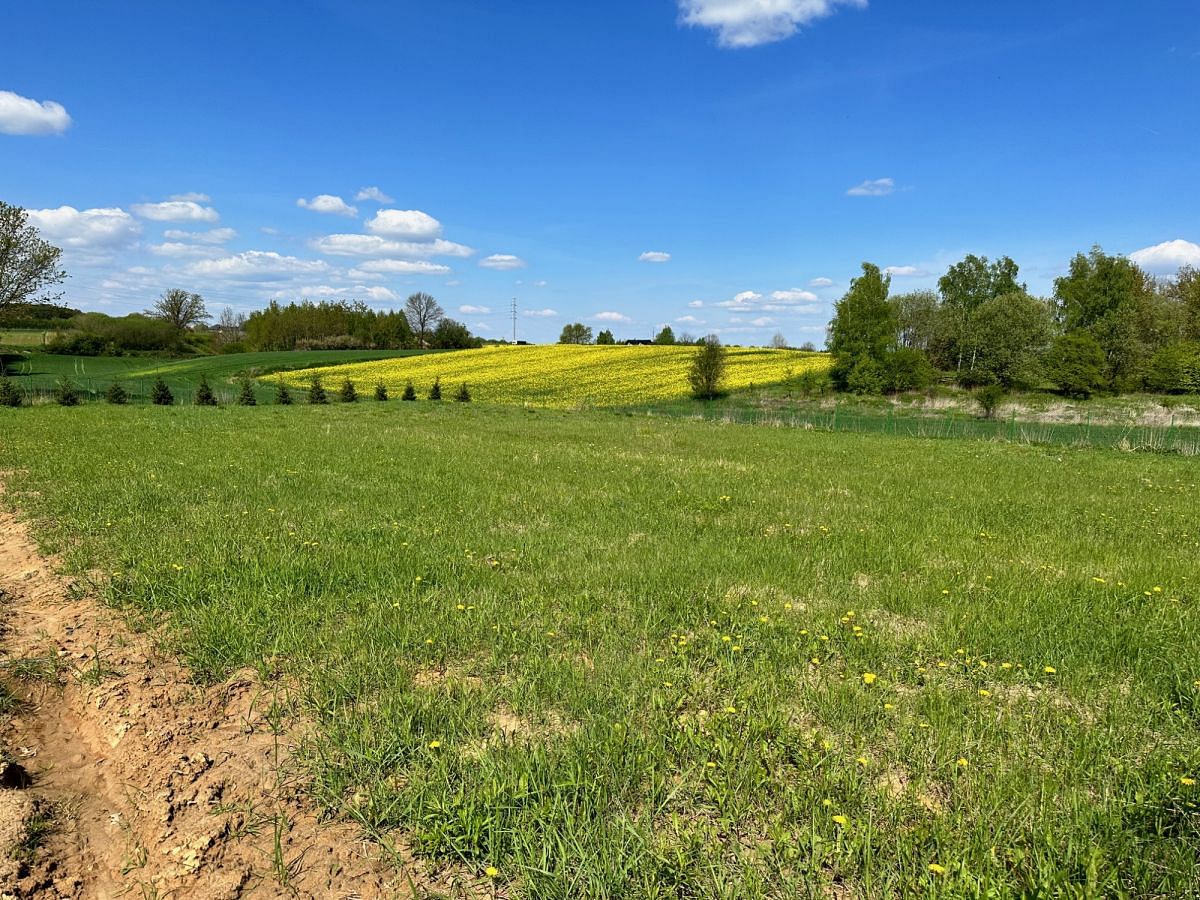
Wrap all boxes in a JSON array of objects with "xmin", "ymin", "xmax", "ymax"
[{"xmin": 0, "ymin": 502, "xmax": 432, "ymax": 899}]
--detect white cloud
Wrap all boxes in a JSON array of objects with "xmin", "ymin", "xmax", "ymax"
[
  {"xmin": 355, "ymin": 186, "xmax": 394, "ymax": 203},
  {"xmin": 311, "ymin": 233, "xmax": 473, "ymax": 258},
  {"xmin": 751, "ymin": 316, "xmax": 776, "ymax": 327},
  {"xmin": 688, "ymin": 300, "xmax": 705, "ymax": 309},
  {"xmin": 884, "ymin": 265, "xmax": 928, "ymax": 277},
  {"xmin": 1129, "ymin": 239, "xmax": 1200, "ymax": 274},
  {"xmin": 163, "ymin": 227, "xmax": 236, "ymax": 244},
  {"xmin": 186, "ymin": 251, "xmax": 329, "ymax": 281},
  {"xmin": 479, "ymin": 254, "xmax": 527, "ymax": 270},
  {"xmin": 148, "ymin": 241, "xmax": 226, "ymax": 258},
  {"xmin": 297, "ymin": 194, "xmax": 358, "ymax": 217},
  {"xmin": 168, "ymin": 192, "xmax": 211, "ymax": 203},
  {"xmin": 675, "ymin": 315, "xmax": 705, "ymax": 325},
  {"xmin": 678, "ymin": 0, "xmax": 866, "ymax": 48},
  {"xmin": 534, "ymin": 280, "xmax": 548, "ymax": 287},
  {"xmin": 365, "ymin": 209, "xmax": 442, "ymax": 239},
  {"xmin": 809, "ymin": 277, "xmax": 834, "ymax": 288},
  {"xmin": 523, "ymin": 308, "xmax": 559, "ymax": 318},
  {"xmin": 594, "ymin": 311, "xmax": 631, "ymax": 323},
  {"xmin": 639, "ymin": 251, "xmax": 671, "ymax": 263},
  {"xmin": 131, "ymin": 200, "xmax": 219, "ymax": 222},
  {"xmin": 847, "ymin": 177, "xmax": 895, "ymax": 197},
  {"xmin": 27, "ymin": 206, "xmax": 141, "ymax": 249},
  {"xmin": 351, "ymin": 259, "xmax": 452, "ymax": 276},
  {"xmin": 770, "ymin": 288, "xmax": 819, "ymax": 303},
  {"xmin": 714, "ymin": 291, "xmax": 763, "ymax": 308},
  {"xmin": 460, "ymin": 304, "xmax": 491, "ymax": 314},
  {"xmin": 0, "ymin": 90, "xmax": 71, "ymax": 135},
  {"xmin": 734, "ymin": 290, "xmax": 762, "ymax": 303}
]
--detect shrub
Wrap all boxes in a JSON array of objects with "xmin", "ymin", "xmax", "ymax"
[
  {"xmin": 882, "ymin": 348, "xmax": 936, "ymax": 394},
  {"xmin": 308, "ymin": 376, "xmax": 328, "ymax": 405},
  {"xmin": 429, "ymin": 377, "xmax": 442, "ymax": 401},
  {"xmin": 688, "ymin": 337, "xmax": 728, "ymax": 399},
  {"xmin": 0, "ymin": 377, "xmax": 23, "ymax": 407},
  {"xmin": 455, "ymin": 382, "xmax": 472, "ymax": 402},
  {"xmin": 402, "ymin": 381, "xmax": 417, "ymax": 401},
  {"xmin": 1046, "ymin": 333, "xmax": 1106, "ymax": 399},
  {"xmin": 195, "ymin": 375, "xmax": 218, "ymax": 406},
  {"xmin": 1144, "ymin": 343, "xmax": 1200, "ymax": 394},
  {"xmin": 105, "ymin": 382, "xmax": 129, "ymax": 405},
  {"xmin": 151, "ymin": 376, "xmax": 174, "ymax": 406},
  {"xmin": 275, "ymin": 378, "xmax": 293, "ymax": 405},
  {"xmin": 339, "ymin": 377, "xmax": 358, "ymax": 403},
  {"xmin": 237, "ymin": 376, "xmax": 257, "ymax": 406},
  {"xmin": 373, "ymin": 381, "xmax": 388, "ymax": 401},
  {"xmin": 845, "ymin": 358, "xmax": 885, "ymax": 395},
  {"xmin": 52, "ymin": 378, "xmax": 81, "ymax": 406},
  {"xmin": 977, "ymin": 383, "xmax": 1006, "ymax": 419}
]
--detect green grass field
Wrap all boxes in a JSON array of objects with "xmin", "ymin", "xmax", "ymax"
[
  {"xmin": 0, "ymin": 329, "xmax": 53, "ymax": 347},
  {"xmin": 2, "ymin": 404, "xmax": 1198, "ymax": 898},
  {"xmin": 0, "ymin": 349, "xmax": 430, "ymax": 403}
]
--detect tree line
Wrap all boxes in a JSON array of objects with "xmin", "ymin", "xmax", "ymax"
[{"xmin": 828, "ymin": 249, "xmax": 1200, "ymax": 397}]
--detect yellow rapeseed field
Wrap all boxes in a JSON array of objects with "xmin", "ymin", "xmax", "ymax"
[{"xmin": 282, "ymin": 344, "xmax": 831, "ymax": 408}]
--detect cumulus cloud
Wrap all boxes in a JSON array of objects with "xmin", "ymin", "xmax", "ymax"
[
  {"xmin": 350, "ymin": 259, "xmax": 453, "ymax": 276},
  {"xmin": 27, "ymin": 206, "xmax": 141, "ymax": 249},
  {"xmin": 479, "ymin": 254, "xmax": 527, "ymax": 270},
  {"xmin": 279, "ymin": 284, "xmax": 399, "ymax": 303},
  {"xmin": 809, "ymin": 277, "xmax": 835, "ymax": 288},
  {"xmin": 0, "ymin": 90, "xmax": 71, "ymax": 135},
  {"xmin": 1129, "ymin": 239, "xmax": 1200, "ymax": 274},
  {"xmin": 365, "ymin": 209, "xmax": 442, "ymax": 239},
  {"xmin": 185, "ymin": 251, "xmax": 329, "ymax": 281},
  {"xmin": 131, "ymin": 200, "xmax": 219, "ymax": 222},
  {"xmin": 639, "ymin": 251, "xmax": 671, "ymax": 263},
  {"xmin": 688, "ymin": 300, "xmax": 705, "ymax": 309},
  {"xmin": 355, "ymin": 186, "xmax": 395, "ymax": 203},
  {"xmin": 675, "ymin": 315, "xmax": 705, "ymax": 325},
  {"xmin": 770, "ymin": 288, "xmax": 819, "ymax": 304},
  {"xmin": 750, "ymin": 316, "xmax": 775, "ymax": 327},
  {"xmin": 847, "ymin": 177, "xmax": 895, "ymax": 197},
  {"xmin": 168, "ymin": 192, "xmax": 211, "ymax": 203},
  {"xmin": 297, "ymin": 194, "xmax": 358, "ymax": 217},
  {"xmin": 593, "ymin": 311, "xmax": 631, "ymax": 323},
  {"xmin": 678, "ymin": 0, "xmax": 866, "ymax": 48},
  {"xmin": 714, "ymin": 290, "xmax": 763, "ymax": 308},
  {"xmin": 523, "ymin": 308, "xmax": 559, "ymax": 318},
  {"xmin": 311, "ymin": 234, "xmax": 474, "ymax": 259},
  {"xmin": 148, "ymin": 241, "xmax": 226, "ymax": 258},
  {"xmin": 460, "ymin": 304, "xmax": 491, "ymax": 314},
  {"xmin": 163, "ymin": 227, "xmax": 236, "ymax": 244},
  {"xmin": 884, "ymin": 265, "xmax": 928, "ymax": 277}
]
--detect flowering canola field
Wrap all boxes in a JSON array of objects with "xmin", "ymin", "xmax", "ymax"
[{"xmin": 282, "ymin": 344, "xmax": 831, "ymax": 407}]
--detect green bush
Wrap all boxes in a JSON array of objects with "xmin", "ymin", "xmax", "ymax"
[
  {"xmin": 402, "ymin": 381, "xmax": 417, "ymax": 401},
  {"xmin": 275, "ymin": 378, "xmax": 293, "ymax": 405},
  {"xmin": 1144, "ymin": 343, "xmax": 1200, "ymax": 394},
  {"xmin": 339, "ymin": 377, "xmax": 358, "ymax": 403},
  {"xmin": 454, "ymin": 382, "xmax": 472, "ymax": 402},
  {"xmin": 195, "ymin": 375, "xmax": 218, "ymax": 406},
  {"xmin": 237, "ymin": 376, "xmax": 257, "ymax": 406},
  {"xmin": 151, "ymin": 376, "xmax": 174, "ymax": 406},
  {"xmin": 881, "ymin": 348, "xmax": 936, "ymax": 394},
  {"xmin": 688, "ymin": 337, "xmax": 728, "ymax": 399},
  {"xmin": 309, "ymin": 376, "xmax": 328, "ymax": 405},
  {"xmin": 1046, "ymin": 333, "xmax": 1106, "ymax": 399},
  {"xmin": 373, "ymin": 381, "xmax": 388, "ymax": 401},
  {"xmin": 105, "ymin": 382, "xmax": 129, "ymax": 405},
  {"xmin": 976, "ymin": 383, "xmax": 1006, "ymax": 419},
  {"xmin": 844, "ymin": 357, "xmax": 885, "ymax": 395},
  {"xmin": 52, "ymin": 378, "xmax": 81, "ymax": 406},
  {"xmin": 0, "ymin": 377, "xmax": 23, "ymax": 408},
  {"xmin": 429, "ymin": 377, "xmax": 442, "ymax": 401}
]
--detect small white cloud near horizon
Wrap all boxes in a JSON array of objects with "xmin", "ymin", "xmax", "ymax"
[
  {"xmin": 27, "ymin": 206, "xmax": 141, "ymax": 249},
  {"xmin": 480, "ymin": 254, "xmax": 527, "ymax": 270},
  {"xmin": 350, "ymin": 259, "xmax": 452, "ymax": 276},
  {"xmin": 688, "ymin": 300, "xmax": 705, "ymax": 309},
  {"xmin": 809, "ymin": 277, "xmax": 835, "ymax": 288},
  {"xmin": 593, "ymin": 311, "xmax": 631, "ymax": 323},
  {"xmin": 1129, "ymin": 239, "xmax": 1200, "ymax": 274},
  {"xmin": 460, "ymin": 304, "xmax": 491, "ymax": 314},
  {"xmin": 186, "ymin": 250, "xmax": 329, "ymax": 281},
  {"xmin": 678, "ymin": 0, "xmax": 866, "ymax": 48},
  {"xmin": 298, "ymin": 194, "xmax": 358, "ymax": 217},
  {"xmin": 163, "ymin": 227, "xmax": 236, "ymax": 244},
  {"xmin": 884, "ymin": 265, "xmax": 928, "ymax": 277},
  {"xmin": 676, "ymin": 315, "xmax": 705, "ymax": 325},
  {"xmin": 311, "ymin": 233, "xmax": 473, "ymax": 259},
  {"xmin": 0, "ymin": 90, "xmax": 71, "ymax": 135},
  {"xmin": 639, "ymin": 251, "xmax": 671, "ymax": 263},
  {"xmin": 355, "ymin": 186, "xmax": 394, "ymax": 203},
  {"xmin": 131, "ymin": 200, "xmax": 219, "ymax": 223},
  {"xmin": 750, "ymin": 316, "xmax": 776, "ymax": 327},
  {"xmin": 847, "ymin": 177, "xmax": 895, "ymax": 197},
  {"xmin": 523, "ymin": 308, "xmax": 559, "ymax": 318},
  {"xmin": 365, "ymin": 209, "xmax": 442, "ymax": 240},
  {"xmin": 771, "ymin": 288, "xmax": 819, "ymax": 304}
]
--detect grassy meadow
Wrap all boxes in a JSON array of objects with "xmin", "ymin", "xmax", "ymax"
[{"xmin": 2, "ymin": 403, "xmax": 1198, "ymax": 898}]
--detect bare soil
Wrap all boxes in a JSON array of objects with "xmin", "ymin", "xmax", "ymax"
[{"xmin": 0, "ymin": 502, "xmax": 450, "ymax": 899}]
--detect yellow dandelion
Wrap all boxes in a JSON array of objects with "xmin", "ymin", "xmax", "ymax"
[
  {"xmin": 978, "ymin": 689, "xmax": 991, "ymax": 698},
  {"xmin": 957, "ymin": 757, "xmax": 969, "ymax": 768},
  {"xmin": 831, "ymin": 814, "xmax": 849, "ymax": 827},
  {"xmin": 1043, "ymin": 666, "xmax": 1057, "ymax": 674},
  {"xmin": 485, "ymin": 866, "xmax": 500, "ymax": 878},
  {"xmin": 428, "ymin": 740, "xmax": 442, "ymax": 749},
  {"xmin": 862, "ymin": 673, "xmax": 877, "ymax": 685},
  {"xmin": 928, "ymin": 863, "xmax": 947, "ymax": 875},
  {"xmin": 856, "ymin": 756, "xmax": 869, "ymax": 766},
  {"xmin": 1181, "ymin": 776, "xmax": 1196, "ymax": 786}
]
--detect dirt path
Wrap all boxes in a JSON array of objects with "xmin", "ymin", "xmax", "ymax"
[{"xmin": 0, "ymin": 502, "xmax": 428, "ymax": 899}]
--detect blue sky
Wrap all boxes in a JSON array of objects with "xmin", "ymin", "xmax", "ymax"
[{"xmin": 2, "ymin": 0, "xmax": 1198, "ymax": 345}]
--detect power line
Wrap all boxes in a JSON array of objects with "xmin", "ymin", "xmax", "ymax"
[{"xmin": 511, "ymin": 297, "xmax": 518, "ymax": 343}]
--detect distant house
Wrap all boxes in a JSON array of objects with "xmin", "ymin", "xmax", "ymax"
[{"xmin": 623, "ymin": 339, "xmax": 654, "ymax": 346}]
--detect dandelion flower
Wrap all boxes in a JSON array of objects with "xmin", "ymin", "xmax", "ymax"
[
  {"xmin": 978, "ymin": 689, "xmax": 991, "ymax": 698},
  {"xmin": 831, "ymin": 814, "xmax": 849, "ymax": 827},
  {"xmin": 856, "ymin": 756, "xmax": 869, "ymax": 766},
  {"xmin": 1043, "ymin": 666, "xmax": 1057, "ymax": 674},
  {"xmin": 485, "ymin": 866, "xmax": 499, "ymax": 878},
  {"xmin": 928, "ymin": 863, "xmax": 947, "ymax": 875},
  {"xmin": 862, "ymin": 673, "xmax": 877, "ymax": 685},
  {"xmin": 428, "ymin": 740, "xmax": 442, "ymax": 749},
  {"xmin": 957, "ymin": 757, "xmax": 969, "ymax": 768},
  {"xmin": 1182, "ymin": 776, "xmax": 1196, "ymax": 786}
]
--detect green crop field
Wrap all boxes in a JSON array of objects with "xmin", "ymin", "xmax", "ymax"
[
  {"xmin": 0, "ymin": 329, "xmax": 52, "ymax": 347},
  {"xmin": 2, "ymin": 403, "xmax": 1198, "ymax": 898},
  {"xmin": 0, "ymin": 349, "xmax": 432, "ymax": 404}
]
